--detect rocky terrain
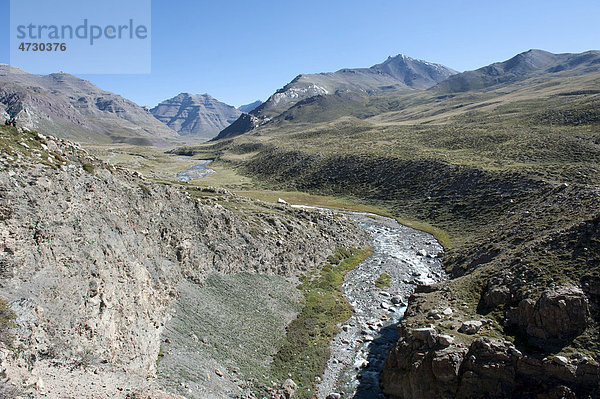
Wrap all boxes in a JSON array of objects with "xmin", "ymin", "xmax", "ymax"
[
  {"xmin": 0, "ymin": 65, "xmax": 178, "ymax": 145},
  {"xmin": 151, "ymin": 93, "xmax": 242, "ymax": 141},
  {"xmin": 0, "ymin": 125, "xmax": 368, "ymax": 397}
]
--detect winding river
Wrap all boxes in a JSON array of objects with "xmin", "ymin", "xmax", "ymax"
[{"xmin": 311, "ymin": 211, "xmax": 447, "ymax": 398}]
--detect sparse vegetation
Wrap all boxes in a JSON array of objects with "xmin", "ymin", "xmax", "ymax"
[
  {"xmin": 139, "ymin": 183, "xmax": 152, "ymax": 196},
  {"xmin": 0, "ymin": 299, "xmax": 16, "ymax": 348},
  {"xmin": 271, "ymin": 246, "xmax": 372, "ymax": 399},
  {"xmin": 375, "ymin": 273, "xmax": 391, "ymax": 290},
  {"xmin": 82, "ymin": 162, "xmax": 95, "ymax": 174}
]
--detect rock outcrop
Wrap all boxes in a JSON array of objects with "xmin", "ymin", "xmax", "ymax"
[
  {"xmin": 382, "ymin": 284, "xmax": 599, "ymax": 398},
  {"xmin": 382, "ymin": 327, "xmax": 600, "ymax": 398},
  {"xmin": 506, "ymin": 286, "xmax": 589, "ymax": 341}
]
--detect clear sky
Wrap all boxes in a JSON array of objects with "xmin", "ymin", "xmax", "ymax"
[{"xmin": 1, "ymin": 0, "xmax": 599, "ymax": 107}]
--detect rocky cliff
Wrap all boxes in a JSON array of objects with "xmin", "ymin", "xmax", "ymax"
[
  {"xmin": 381, "ymin": 282, "xmax": 599, "ymax": 399},
  {"xmin": 0, "ymin": 126, "xmax": 368, "ymax": 397}
]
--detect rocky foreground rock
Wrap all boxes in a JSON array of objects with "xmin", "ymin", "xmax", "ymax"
[
  {"xmin": 381, "ymin": 284, "xmax": 600, "ymax": 398},
  {"xmin": 0, "ymin": 127, "xmax": 368, "ymax": 397}
]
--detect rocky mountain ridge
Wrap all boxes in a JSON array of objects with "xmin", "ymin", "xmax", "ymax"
[
  {"xmin": 150, "ymin": 93, "xmax": 242, "ymax": 141},
  {"xmin": 433, "ymin": 49, "xmax": 600, "ymax": 93}
]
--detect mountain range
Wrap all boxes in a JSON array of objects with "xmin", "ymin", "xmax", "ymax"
[
  {"xmin": 215, "ymin": 49, "xmax": 600, "ymax": 140},
  {"xmin": 215, "ymin": 54, "xmax": 458, "ymax": 140},
  {"xmin": 434, "ymin": 49, "xmax": 600, "ymax": 92},
  {"xmin": 252, "ymin": 54, "xmax": 457, "ymax": 119},
  {"xmin": 3, "ymin": 49, "xmax": 600, "ymax": 144}
]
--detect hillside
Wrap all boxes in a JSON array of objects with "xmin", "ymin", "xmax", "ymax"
[
  {"xmin": 0, "ymin": 66, "xmax": 178, "ymax": 145},
  {"xmin": 151, "ymin": 93, "xmax": 242, "ymax": 141},
  {"xmin": 0, "ymin": 125, "xmax": 367, "ymax": 397},
  {"xmin": 176, "ymin": 49, "xmax": 600, "ymax": 398}
]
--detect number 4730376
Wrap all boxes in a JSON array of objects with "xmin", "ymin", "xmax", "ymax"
[{"xmin": 18, "ymin": 43, "xmax": 67, "ymax": 52}]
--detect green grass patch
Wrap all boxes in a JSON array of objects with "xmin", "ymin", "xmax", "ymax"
[
  {"xmin": 82, "ymin": 162, "xmax": 95, "ymax": 174},
  {"xmin": 0, "ymin": 299, "xmax": 16, "ymax": 348},
  {"xmin": 271, "ymin": 246, "xmax": 373, "ymax": 398},
  {"xmin": 375, "ymin": 273, "xmax": 391, "ymax": 290},
  {"xmin": 394, "ymin": 217, "xmax": 452, "ymax": 249}
]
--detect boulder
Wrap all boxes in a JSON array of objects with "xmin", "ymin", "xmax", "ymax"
[
  {"xmin": 411, "ymin": 327, "xmax": 438, "ymax": 347},
  {"xmin": 280, "ymin": 379, "xmax": 297, "ymax": 399},
  {"xmin": 459, "ymin": 320, "xmax": 483, "ymax": 335},
  {"xmin": 524, "ymin": 286, "xmax": 589, "ymax": 340},
  {"xmin": 438, "ymin": 334, "xmax": 455, "ymax": 346},
  {"xmin": 391, "ymin": 295, "xmax": 404, "ymax": 305},
  {"xmin": 483, "ymin": 284, "xmax": 512, "ymax": 307}
]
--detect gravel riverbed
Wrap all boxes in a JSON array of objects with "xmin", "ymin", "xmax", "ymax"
[{"xmin": 315, "ymin": 212, "xmax": 447, "ymax": 399}]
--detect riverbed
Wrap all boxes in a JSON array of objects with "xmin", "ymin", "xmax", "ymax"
[
  {"xmin": 176, "ymin": 159, "xmax": 214, "ymax": 182},
  {"xmin": 315, "ymin": 212, "xmax": 446, "ymax": 398}
]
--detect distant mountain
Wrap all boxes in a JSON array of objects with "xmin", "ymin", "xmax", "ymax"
[
  {"xmin": 150, "ymin": 93, "xmax": 241, "ymax": 141},
  {"xmin": 238, "ymin": 100, "xmax": 263, "ymax": 113},
  {"xmin": 214, "ymin": 54, "xmax": 457, "ymax": 140},
  {"xmin": 433, "ymin": 49, "xmax": 600, "ymax": 93},
  {"xmin": 371, "ymin": 54, "xmax": 459, "ymax": 89},
  {"xmin": 0, "ymin": 65, "xmax": 177, "ymax": 145},
  {"xmin": 254, "ymin": 54, "xmax": 457, "ymax": 119}
]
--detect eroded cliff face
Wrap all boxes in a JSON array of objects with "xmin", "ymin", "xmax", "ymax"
[{"xmin": 0, "ymin": 127, "xmax": 368, "ymax": 397}]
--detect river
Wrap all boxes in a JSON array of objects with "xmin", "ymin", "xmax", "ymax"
[
  {"xmin": 312, "ymin": 211, "xmax": 447, "ymax": 398},
  {"xmin": 176, "ymin": 159, "xmax": 214, "ymax": 183}
]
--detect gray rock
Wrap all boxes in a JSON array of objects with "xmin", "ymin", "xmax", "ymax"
[
  {"xmin": 507, "ymin": 286, "xmax": 589, "ymax": 340},
  {"xmin": 438, "ymin": 335, "xmax": 455, "ymax": 346},
  {"xmin": 411, "ymin": 327, "xmax": 438, "ymax": 346},
  {"xmin": 459, "ymin": 320, "xmax": 483, "ymax": 335},
  {"xmin": 280, "ymin": 379, "xmax": 297, "ymax": 399}
]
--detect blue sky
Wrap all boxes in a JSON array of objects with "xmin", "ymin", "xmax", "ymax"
[{"xmin": 1, "ymin": 0, "xmax": 599, "ymax": 107}]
